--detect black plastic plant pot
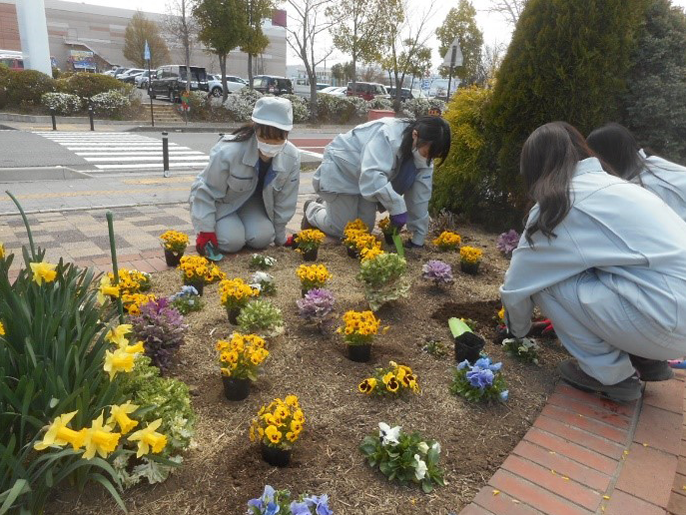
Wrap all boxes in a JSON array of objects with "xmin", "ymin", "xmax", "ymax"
[
  {"xmin": 222, "ymin": 376, "xmax": 250, "ymax": 401},
  {"xmin": 261, "ymin": 443, "xmax": 291, "ymax": 467},
  {"xmin": 454, "ymin": 332, "xmax": 485, "ymax": 364},
  {"xmin": 164, "ymin": 249, "xmax": 183, "ymax": 267},
  {"xmin": 384, "ymin": 233, "xmax": 394, "ymax": 245},
  {"xmin": 346, "ymin": 246, "xmax": 358, "ymax": 259},
  {"xmin": 302, "ymin": 248, "xmax": 318, "ymax": 262},
  {"xmin": 184, "ymin": 280, "xmax": 204, "ymax": 296},
  {"xmin": 301, "ymin": 288, "xmax": 310, "ymax": 298},
  {"xmin": 460, "ymin": 261, "xmax": 480, "ymax": 275},
  {"xmin": 227, "ymin": 307, "xmax": 241, "ymax": 325},
  {"xmin": 348, "ymin": 343, "xmax": 371, "ymax": 362}
]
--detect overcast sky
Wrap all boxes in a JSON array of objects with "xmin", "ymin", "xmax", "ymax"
[{"xmin": 61, "ymin": 0, "xmax": 686, "ymax": 69}]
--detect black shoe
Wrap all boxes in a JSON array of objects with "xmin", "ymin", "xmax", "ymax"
[
  {"xmin": 629, "ymin": 355, "xmax": 674, "ymax": 381},
  {"xmin": 558, "ymin": 359, "xmax": 642, "ymax": 402}
]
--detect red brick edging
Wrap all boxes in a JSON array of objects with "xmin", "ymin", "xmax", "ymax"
[{"xmin": 460, "ymin": 372, "xmax": 686, "ymax": 515}]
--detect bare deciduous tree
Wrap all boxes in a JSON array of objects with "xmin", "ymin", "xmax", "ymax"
[
  {"xmin": 485, "ymin": 0, "xmax": 527, "ymax": 26},
  {"xmin": 165, "ymin": 0, "xmax": 198, "ymax": 94}
]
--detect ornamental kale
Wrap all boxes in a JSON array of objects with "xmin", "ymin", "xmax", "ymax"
[
  {"xmin": 450, "ymin": 357, "xmax": 509, "ymax": 402},
  {"xmin": 247, "ymin": 485, "xmax": 333, "ymax": 515},
  {"xmin": 130, "ymin": 298, "xmax": 188, "ymax": 371},
  {"xmin": 237, "ymin": 299, "xmax": 284, "ymax": 337},
  {"xmin": 496, "ymin": 229, "xmax": 520, "ymax": 256},
  {"xmin": 296, "ymin": 288, "xmax": 335, "ymax": 328},
  {"xmin": 421, "ymin": 260, "xmax": 454, "ymax": 287}
]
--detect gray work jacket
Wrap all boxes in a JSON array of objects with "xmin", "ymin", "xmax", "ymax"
[
  {"xmin": 312, "ymin": 118, "xmax": 433, "ymax": 245},
  {"xmin": 189, "ymin": 134, "xmax": 301, "ymax": 245},
  {"xmin": 500, "ymin": 157, "xmax": 686, "ymax": 342},
  {"xmin": 636, "ymin": 151, "xmax": 686, "ymax": 222}
]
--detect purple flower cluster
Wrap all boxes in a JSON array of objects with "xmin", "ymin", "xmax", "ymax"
[
  {"xmin": 297, "ymin": 288, "xmax": 335, "ymax": 324},
  {"xmin": 421, "ymin": 260, "xmax": 454, "ymax": 286},
  {"xmin": 458, "ymin": 357, "xmax": 502, "ymax": 390},
  {"xmin": 496, "ymin": 229, "xmax": 520, "ymax": 256},
  {"xmin": 130, "ymin": 297, "xmax": 188, "ymax": 372}
]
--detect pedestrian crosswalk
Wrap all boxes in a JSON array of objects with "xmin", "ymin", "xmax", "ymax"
[{"xmin": 33, "ymin": 132, "xmax": 210, "ymax": 172}]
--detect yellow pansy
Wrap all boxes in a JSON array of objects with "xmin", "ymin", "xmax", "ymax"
[
  {"xmin": 107, "ymin": 401, "xmax": 139, "ymax": 434},
  {"xmin": 433, "ymin": 231, "xmax": 462, "ymax": 251},
  {"xmin": 460, "ymin": 246, "xmax": 483, "ymax": 264},
  {"xmin": 127, "ymin": 418, "xmax": 167, "ymax": 458},
  {"xmin": 358, "ymin": 378, "xmax": 377, "ymax": 394},
  {"xmin": 30, "ymin": 262, "xmax": 57, "ymax": 285},
  {"xmin": 34, "ymin": 410, "xmax": 87, "ymax": 451},
  {"xmin": 82, "ymin": 412, "xmax": 121, "ymax": 460},
  {"xmin": 265, "ymin": 424, "xmax": 282, "ymax": 444}
]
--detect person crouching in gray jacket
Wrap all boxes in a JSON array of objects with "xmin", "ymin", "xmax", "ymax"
[
  {"xmin": 302, "ymin": 116, "xmax": 451, "ymax": 247},
  {"xmin": 190, "ymin": 97, "xmax": 301, "ymax": 256}
]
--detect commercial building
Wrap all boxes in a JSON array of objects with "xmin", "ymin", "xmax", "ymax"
[{"xmin": 0, "ymin": 0, "xmax": 287, "ymax": 77}]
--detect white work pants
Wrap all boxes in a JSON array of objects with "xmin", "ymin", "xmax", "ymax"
[{"xmin": 305, "ymin": 192, "xmax": 377, "ymax": 238}]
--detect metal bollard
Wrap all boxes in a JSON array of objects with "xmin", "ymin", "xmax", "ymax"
[
  {"xmin": 162, "ymin": 131, "xmax": 170, "ymax": 178},
  {"xmin": 50, "ymin": 108, "xmax": 56, "ymax": 131},
  {"xmin": 88, "ymin": 105, "xmax": 94, "ymax": 131}
]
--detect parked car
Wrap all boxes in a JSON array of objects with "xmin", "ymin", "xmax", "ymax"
[
  {"xmin": 112, "ymin": 67, "xmax": 130, "ymax": 78},
  {"xmin": 319, "ymin": 86, "xmax": 347, "ymax": 97},
  {"xmin": 120, "ymin": 69, "xmax": 144, "ymax": 84},
  {"xmin": 252, "ymin": 75, "xmax": 293, "ymax": 96},
  {"xmin": 149, "ymin": 65, "xmax": 209, "ymax": 102},
  {"xmin": 135, "ymin": 70, "xmax": 154, "ymax": 89},
  {"xmin": 207, "ymin": 75, "xmax": 247, "ymax": 97},
  {"xmin": 346, "ymin": 82, "xmax": 389, "ymax": 101},
  {"xmin": 388, "ymin": 87, "xmax": 427, "ymax": 102}
]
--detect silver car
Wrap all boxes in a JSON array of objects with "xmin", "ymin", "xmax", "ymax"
[{"xmin": 208, "ymin": 75, "xmax": 247, "ymax": 97}]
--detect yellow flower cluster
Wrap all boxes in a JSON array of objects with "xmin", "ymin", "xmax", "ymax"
[
  {"xmin": 0, "ymin": 321, "xmax": 5, "ymax": 336},
  {"xmin": 360, "ymin": 246, "xmax": 385, "ymax": 262},
  {"xmin": 378, "ymin": 216, "xmax": 391, "ymax": 233},
  {"xmin": 219, "ymin": 278, "xmax": 259, "ymax": 309},
  {"xmin": 295, "ymin": 229, "xmax": 326, "ymax": 252},
  {"xmin": 344, "ymin": 218, "xmax": 368, "ymax": 237},
  {"xmin": 296, "ymin": 264, "xmax": 332, "ymax": 290},
  {"xmin": 352, "ymin": 232, "xmax": 382, "ymax": 254},
  {"xmin": 337, "ymin": 310, "xmax": 386, "ymax": 345},
  {"xmin": 178, "ymin": 255, "xmax": 210, "ymax": 283},
  {"xmin": 433, "ymin": 231, "xmax": 462, "ymax": 251},
  {"xmin": 358, "ymin": 361, "xmax": 420, "ymax": 396},
  {"xmin": 159, "ymin": 230, "xmax": 189, "ymax": 254},
  {"xmin": 108, "ymin": 269, "xmax": 151, "ymax": 294},
  {"xmin": 33, "ymin": 407, "xmax": 167, "ymax": 460},
  {"xmin": 460, "ymin": 246, "xmax": 483, "ymax": 264},
  {"xmin": 216, "ymin": 333, "xmax": 269, "ymax": 379},
  {"xmin": 122, "ymin": 293, "xmax": 158, "ymax": 316},
  {"xmin": 205, "ymin": 263, "xmax": 226, "ymax": 284},
  {"xmin": 30, "ymin": 262, "xmax": 57, "ymax": 286},
  {"xmin": 250, "ymin": 395, "xmax": 304, "ymax": 448}
]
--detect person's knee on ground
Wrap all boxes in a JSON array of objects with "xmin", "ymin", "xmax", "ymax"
[
  {"xmin": 245, "ymin": 223, "xmax": 275, "ymax": 249},
  {"xmin": 216, "ymin": 216, "xmax": 246, "ymax": 253}
]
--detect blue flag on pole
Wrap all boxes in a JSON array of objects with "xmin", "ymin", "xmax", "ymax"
[{"xmin": 144, "ymin": 40, "xmax": 151, "ymax": 61}]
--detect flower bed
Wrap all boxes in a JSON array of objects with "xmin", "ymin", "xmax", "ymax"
[{"xmin": 47, "ymin": 224, "xmax": 568, "ymax": 514}]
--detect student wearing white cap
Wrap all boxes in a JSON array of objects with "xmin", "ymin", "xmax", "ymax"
[{"xmin": 190, "ymin": 97, "xmax": 301, "ymax": 256}]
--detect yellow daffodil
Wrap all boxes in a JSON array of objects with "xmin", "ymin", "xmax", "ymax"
[
  {"xmin": 0, "ymin": 321, "xmax": 4, "ymax": 336},
  {"xmin": 82, "ymin": 412, "xmax": 121, "ymax": 460},
  {"xmin": 127, "ymin": 418, "xmax": 167, "ymax": 457},
  {"xmin": 34, "ymin": 410, "xmax": 87, "ymax": 451},
  {"xmin": 106, "ymin": 324, "xmax": 132, "ymax": 348},
  {"xmin": 103, "ymin": 348, "xmax": 135, "ymax": 381},
  {"xmin": 30, "ymin": 262, "xmax": 57, "ymax": 285},
  {"xmin": 265, "ymin": 424, "xmax": 282, "ymax": 444},
  {"xmin": 124, "ymin": 341, "xmax": 145, "ymax": 354},
  {"xmin": 107, "ymin": 401, "xmax": 139, "ymax": 434}
]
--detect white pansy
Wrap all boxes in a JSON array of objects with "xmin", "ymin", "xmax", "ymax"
[
  {"xmin": 417, "ymin": 441, "xmax": 429, "ymax": 454},
  {"xmin": 414, "ymin": 454, "xmax": 428, "ymax": 480},
  {"xmin": 432, "ymin": 442, "xmax": 441, "ymax": 454},
  {"xmin": 251, "ymin": 272, "xmax": 274, "ymax": 284},
  {"xmin": 378, "ymin": 422, "xmax": 401, "ymax": 446}
]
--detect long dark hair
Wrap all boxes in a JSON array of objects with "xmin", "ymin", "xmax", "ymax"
[
  {"xmin": 231, "ymin": 122, "xmax": 289, "ymax": 142},
  {"xmin": 521, "ymin": 121, "xmax": 596, "ymax": 244},
  {"xmin": 399, "ymin": 116, "xmax": 451, "ymax": 168},
  {"xmin": 587, "ymin": 123, "xmax": 646, "ymax": 182}
]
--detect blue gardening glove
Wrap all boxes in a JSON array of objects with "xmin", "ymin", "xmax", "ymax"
[{"xmin": 390, "ymin": 212, "xmax": 408, "ymax": 229}]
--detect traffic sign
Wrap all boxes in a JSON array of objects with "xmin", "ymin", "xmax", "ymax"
[
  {"xmin": 144, "ymin": 40, "xmax": 151, "ymax": 61},
  {"xmin": 442, "ymin": 37, "xmax": 463, "ymax": 68}
]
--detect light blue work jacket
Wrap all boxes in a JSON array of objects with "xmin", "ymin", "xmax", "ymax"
[
  {"xmin": 500, "ymin": 157, "xmax": 686, "ymax": 341},
  {"xmin": 312, "ymin": 118, "xmax": 434, "ymax": 245},
  {"xmin": 636, "ymin": 151, "xmax": 686, "ymax": 222},
  {"xmin": 189, "ymin": 134, "xmax": 301, "ymax": 245}
]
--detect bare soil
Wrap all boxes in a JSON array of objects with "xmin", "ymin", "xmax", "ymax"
[{"xmin": 50, "ymin": 225, "xmax": 568, "ymax": 515}]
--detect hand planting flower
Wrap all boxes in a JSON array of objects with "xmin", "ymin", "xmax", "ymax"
[
  {"xmin": 496, "ymin": 229, "xmax": 520, "ymax": 256},
  {"xmin": 358, "ymin": 253, "xmax": 410, "ymax": 310},
  {"xmin": 502, "ymin": 337, "xmax": 540, "ymax": 364},
  {"xmin": 30, "ymin": 261, "xmax": 57, "ymax": 285},
  {"xmin": 250, "ymin": 396, "xmax": 305, "ymax": 449},
  {"xmin": 360, "ymin": 424, "xmax": 444, "ymax": 493},
  {"xmin": 451, "ymin": 356, "xmax": 508, "ymax": 402},
  {"xmin": 297, "ymin": 288, "xmax": 335, "ymax": 328},
  {"xmin": 421, "ymin": 260, "xmax": 454, "ymax": 287},
  {"xmin": 296, "ymin": 264, "xmax": 332, "ymax": 292},
  {"xmin": 249, "ymin": 254, "xmax": 277, "ymax": 270},
  {"xmin": 337, "ymin": 310, "xmax": 385, "ymax": 346},
  {"xmin": 159, "ymin": 230, "xmax": 189, "ymax": 255},
  {"xmin": 219, "ymin": 278, "xmax": 260, "ymax": 310},
  {"xmin": 216, "ymin": 332, "xmax": 269, "ymax": 380},
  {"xmin": 358, "ymin": 361, "xmax": 420, "ymax": 396},
  {"xmin": 249, "ymin": 271, "xmax": 276, "ymax": 296},
  {"xmin": 295, "ymin": 229, "xmax": 326, "ymax": 253},
  {"xmin": 432, "ymin": 231, "xmax": 461, "ymax": 251}
]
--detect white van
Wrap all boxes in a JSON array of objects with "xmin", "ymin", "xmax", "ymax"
[{"xmin": 292, "ymin": 77, "xmax": 330, "ymax": 97}]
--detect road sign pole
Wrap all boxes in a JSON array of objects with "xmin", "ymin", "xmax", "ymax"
[
  {"xmin": 162, "ymin": 131, "xmax": 170, "ymax": 178},
  {"xmin": 446, "ymin": 46, "xmax": 457, "ymax": 102}
]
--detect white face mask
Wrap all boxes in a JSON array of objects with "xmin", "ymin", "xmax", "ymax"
[
  {"xmin": 257, "ymin": 140, "xmax": 286, "ymax": 158},
  {"xmin": 413, "ymin": 147, "xmax": 431, "ymax": 169}
]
